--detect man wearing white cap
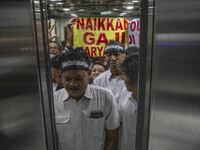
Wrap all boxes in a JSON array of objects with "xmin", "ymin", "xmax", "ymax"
[
  {"xmin": 93, "ymin": 41, "xmax": 126, "ymax": 104},
  {"xmin": 54, "ymin": 48, "xmax": 119, "ymax": 150}
]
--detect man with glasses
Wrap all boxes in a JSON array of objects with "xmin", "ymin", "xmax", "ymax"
[
  {"xmin": 93, "ymin": 41, "xmax": 126, "ymax": 104},
  {"xmin": 49, "ymin": 41, "xmax": 62, "ymax": 55}
]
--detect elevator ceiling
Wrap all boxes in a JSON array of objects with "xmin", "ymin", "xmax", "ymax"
[{"xmin": 47, "ymin": 0, "xmax": 140, "ymax": 18}]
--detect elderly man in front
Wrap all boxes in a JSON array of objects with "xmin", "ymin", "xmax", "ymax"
[{"xmin": 53, "ymin": 48, "xmax": 119, "ymax": 150}]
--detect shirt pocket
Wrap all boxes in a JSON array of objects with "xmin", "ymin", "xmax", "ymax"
[
  {"xmin": 82, "ymin": 113, "xmax": 105, "ymax": 139},
  {"xmin": 55, "ymin": 115, "xmax": 70, "ymax": 138}
]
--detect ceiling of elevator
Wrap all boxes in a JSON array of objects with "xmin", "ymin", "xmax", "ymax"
[{"xmin": 47, "ymin": 0, "xmax": 140, "ymax": 18}]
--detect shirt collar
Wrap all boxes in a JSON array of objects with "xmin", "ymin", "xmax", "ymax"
[
  {"xmin": 61, "ymin": 89, "xmax": 70, "ymax": 101},
  {"xmin": 84, "ymin": 85, "xmax": 94, "ymax": 99},
  {"xmin": 130, "ymin": 94, "xmax": 137, "ymax": 105},
  {"xmin": 107, "ymin": 69, "xmax": 113, "ymax": 80},
  {"xmin": 61, "ymin": 85, "xmax": 94, "ymax": 101},
  {"xmin": 107, "ymin": 69, "xmax": 123, "ymax": 80}
]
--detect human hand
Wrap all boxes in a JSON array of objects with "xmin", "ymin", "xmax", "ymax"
[
  {"xmin": 48, "ymin": 20, "xmax": 57, "ymax": 41},
  {"xmin": 115, "ymin": 54, "xmax": 126, "ymax": 71},
  {"xmin": 66, "ymin": 17, "xmax": 78, "ymax": 28}
]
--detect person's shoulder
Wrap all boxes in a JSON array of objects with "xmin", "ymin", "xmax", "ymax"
[
  {"xmin": 121, "ymin": 87, "xmax": 131, "ymax": 97},
  {"xmin": 90, "ymin": 84, "xmax": 113, "ymax": 96},
  {"xmin": 89, "ymin": 85, "xmax": 115, "ymax": 106},
  {"xmin": 119, "ymin": 87, "xmax": 132, "ymax": 107},
  {"xmin": 94, "ymin": 70, "xmax": 109, "ymax": 82},
  {"xmin": 54, "ymin": 88, "xmax": 65, "ymax": 94},
  {"xmin": 96, "ymin": 70, "xmax": 107, "ymax": 79},
  {"xmin": 53, "ymin": 88, "xmax": 67, "ymax": 100}
]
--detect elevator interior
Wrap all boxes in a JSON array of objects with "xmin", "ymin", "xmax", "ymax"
[{"xmin": 0, "ymin": 0, "xmax": 200, "ymax": 150}]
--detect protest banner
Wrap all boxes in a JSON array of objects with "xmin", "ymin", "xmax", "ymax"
[
  {"xmin": 73, "ymin": 17, "xmax": 129, "ymax": 57},
  {"xmin": 127, "ymin": 18, "xmax": 140, "ymax": 48}
]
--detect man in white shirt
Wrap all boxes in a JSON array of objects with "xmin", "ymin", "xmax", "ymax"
[
  {"xmin": 93, "ymin": 41, "xmax": 126, "ymax": 104},
  {"xmin": 118, "ymin": 54, "xmax": 139, "ymax": 150},
  {"xmin": 50, "ymin": 54, "xmax": 63, "ymax": 92},
  {"xmin": 54, "ymin": 48, "xmax": 120, "ymax": 150}
]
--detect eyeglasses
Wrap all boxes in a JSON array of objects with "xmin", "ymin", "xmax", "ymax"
[{"xmin": 50, "ymin": 46, "xmax": 58, "ymax": 50}]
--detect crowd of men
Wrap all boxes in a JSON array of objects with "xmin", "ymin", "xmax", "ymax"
[{"xmin": 49, "ymin": 18, "xmax": 139, "ymax": 150}]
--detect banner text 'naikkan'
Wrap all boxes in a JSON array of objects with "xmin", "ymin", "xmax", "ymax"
[{"xmin": 73, "ymin": 18, "xmax": 129, "ymax": 57}]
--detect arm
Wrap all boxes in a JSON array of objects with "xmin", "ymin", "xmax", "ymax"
[
  {"xmin": 66, "ymin": 17, "xmax": 78, "ymax": 49},
  {"xmin": 104, "ymin": 90, "xmax": 120, "ymax": 150},
  {"xmin": 48, "ymin": 20, "xmax": 57, "ymax": 41},
  {"xmin": 104, "ymin": 128, "xmax": 119, "ymax": 150}
]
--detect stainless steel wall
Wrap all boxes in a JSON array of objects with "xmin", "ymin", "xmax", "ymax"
[
  {"xmin": 148, "ymin": 0, "xmax": 200, "ymax": 150},
  {"xmin": 0, "ymin": 1, "xmax": 56, "ymax": 150}
]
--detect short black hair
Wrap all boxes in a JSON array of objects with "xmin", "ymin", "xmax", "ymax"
[
  {"xmin": 75, "ymin": 47, "xmax": 89, "ymax": 55},
  {"xmin": 121, "ymin": 54, "xmax": 139, "ymax": 82},
  {"xmin": 125, "ymin": 46, "xmax": 139, "ymax": 56},
  {"xmin": 50, "ymin": 53, "xmax": 62, "ymax": 69},
  {"xmin": 75, "ymin": 47, "xmax": 93, "ymax": 64},
  {"xmin": 91, "ymin": 63, "xmax": 107, "ymax": 71}
]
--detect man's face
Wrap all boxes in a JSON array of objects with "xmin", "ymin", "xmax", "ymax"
[
  {"xmin": 62, "ymin": 70, "xmax": 89, "ymax": 100},
  {"xmin": 49, "ymin": 43, "xmax": 60, "ymax": 55},
  {"xmin": 51, "ymin": 67, "xmax": 62, "ymax": 85},
  {"xmin": 105, "ymin": 52, "xmax": 125, "ymax": 72}
]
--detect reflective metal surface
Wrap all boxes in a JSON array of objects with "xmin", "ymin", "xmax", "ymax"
[
  {"xmin": 0, "ymin": 1, "xmax": 55, "ymax": 149},
  {"xmin": 148, "ymin": 0, "xmax": 200, "ymax": 150},
  {"xmin": 136, "ymin": 0, "xmax": 153, "ymax": 150},
  {"xmin": 34, "ymin": 0, "xmax": 58, "ymax": 150}
]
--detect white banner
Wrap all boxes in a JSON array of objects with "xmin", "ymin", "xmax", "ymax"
[{"xmin": 127, "ymin": 18, "xmax": 140, "ymax": 48}]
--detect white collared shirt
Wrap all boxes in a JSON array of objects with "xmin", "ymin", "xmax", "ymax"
[
  {"xmin": 54, "ymin": 84, "xmax": 120, "ymax": 150},
  {"xmin": 118, "ymin": 87, "xmax": 137, "ymax": 150},
  {"xmin": 93, "ymin": 69, "xmax": 125, "ymax": 104},
  {"xmin": 52, "ymin": 82, "xmax": 58, "ymax": 93}
]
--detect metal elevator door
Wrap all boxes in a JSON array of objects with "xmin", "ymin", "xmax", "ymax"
[
  {"xmin": 0, "ymin": 1, "xmax": 57, "ymax": 150},
  {"xmin": 148, "ymin": 0, "xmax": 200, "ymax": 150}
]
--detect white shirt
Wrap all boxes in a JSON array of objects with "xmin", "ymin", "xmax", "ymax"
[
  {"xmin": 93, "ymin": 69, "xmax": 125, "ymax": 104},
  {"xmin": 52, "ymin": 82, "xmax": 58, "ymax": 93},
  {"xmin": 64, "ymin": 46, "xmax": 70, "ymax": 52},
  {"xmin": 54, "ymin": 85, "xmax": 120, "ymax": 150},
  {"xmin": 118, "ymin": 87, "xmax": 137, "ymax": 150}
]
